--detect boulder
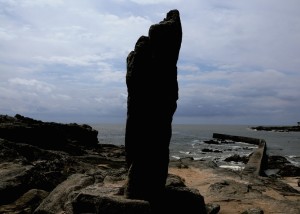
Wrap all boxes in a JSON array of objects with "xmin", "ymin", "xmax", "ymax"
[
  {"xmin": 0, "ymin": 189, "xmax": 48, "ymax": 214},
  {"xmin": 34, "ymin": 174, "xmax": 94, "ymax": 214}
]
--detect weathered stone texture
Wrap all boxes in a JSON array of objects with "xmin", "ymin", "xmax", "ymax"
[{"xmin": 125, "ymin": 9, "xmax": 182, "ymax": 202}]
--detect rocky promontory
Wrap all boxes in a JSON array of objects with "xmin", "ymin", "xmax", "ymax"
[
  {"xmin": 251, "ymin": 125, "xmax": 300, "ymax": 132},
  {"xmin": 0, "ymin": 114, "xmax": 300, "ymax": 213}
]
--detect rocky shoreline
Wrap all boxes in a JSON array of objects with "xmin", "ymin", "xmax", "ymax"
[
  {"xmin": 251, "ymin": 125, "xmax": 300, "ymax": 132},
  {"xmin": 1, "ymin": 114, "xmax": 300, "ymax": 213}
]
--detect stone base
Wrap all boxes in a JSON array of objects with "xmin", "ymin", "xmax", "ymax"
[
  {"xmin": 72, "ymin": 185, "xmax": 207, "ymax": 214},
  {"xmin": 73, "ymin": 193, "xmax": 151, "ymax": 214}
]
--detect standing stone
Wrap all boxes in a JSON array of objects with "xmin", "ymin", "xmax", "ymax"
[{"xmin": 125, "ymin": 9, "xmax": 182, "ymax": 203}]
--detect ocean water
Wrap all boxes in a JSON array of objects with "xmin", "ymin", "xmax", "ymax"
[{"xmin": 92, "ymin": 124, "xmax": 300, "ymax": 168}]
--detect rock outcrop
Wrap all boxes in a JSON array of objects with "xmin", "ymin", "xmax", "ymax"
[
  {"xmin": 1, "ymin": 114, "xmax": 299, "ymax": 213},
  {"xmin": 0, "ymin": 114, "xmax": 98, "ymax": 154},
  {"xmin": 125, "ymin": 9, "xmax": 182, "ymax": 205},
  {"xmin": 0, "ymin": 115, "xmax": 208, "ymax": 213}
]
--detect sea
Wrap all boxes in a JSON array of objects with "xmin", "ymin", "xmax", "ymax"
[{"xmin": 91, "ymin": 124, "xmax": 300, "ymax": 170}]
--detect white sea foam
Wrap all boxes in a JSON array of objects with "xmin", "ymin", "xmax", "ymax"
[
  {"xmin": 219, "ymin": 165, "xmax": 244, "ymax": 171},
  {"xmin": 193, "ymin": 157, "xmax": 205, "ymax": 161},
  {"xmin": 191, "ymin": 141, "xmax": 204, "ymax": 148},
  {"xmin": 286, "ymin": 156, "xmax": 300, "ymax": 167},
  {"xmin": 288, "ymin": 155, "xmax": 299, "ymax": 159},
  {"xmin": 171, "ymin": 155, "xmax": 181, "ymax": 160},
  {"xmin": 231, "ymin": 146, "xmax": 242, "ymax": 149},
  {"xmin": 179, "ymin": 151, "xmax": 192, "ymax": 155}
]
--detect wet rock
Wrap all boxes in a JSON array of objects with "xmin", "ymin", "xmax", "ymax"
[
  {"xmin": 224, "ymin": 154, "xmax": 249, "ymax": 164},
  {"xmin": 202, "ymin": 148, "xmax": 222, "ymax": 153},
  {"xmin": 203, "ymin": 140, "xmax": 220, "ymax": 145},
  {"xmin": 267, "ymin": 156, "xmax": 300, "ymax": 176}
]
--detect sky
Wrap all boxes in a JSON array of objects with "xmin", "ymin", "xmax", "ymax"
[{"xmin": 0, "ymin": 0, "xmax": 300, "ymax": 125}]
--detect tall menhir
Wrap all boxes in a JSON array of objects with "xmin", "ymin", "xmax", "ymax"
[{"xmin": 125, "ymin": 9, "xmax": 182, "ymax": 202}]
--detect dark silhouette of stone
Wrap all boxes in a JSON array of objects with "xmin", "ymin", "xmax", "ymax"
[
  {"xmin": 124, "ymin": 9, "xmax": 182, "ymax": 203},
  {"xmin": 0, "ymin": 114, "xmax": 98, "ymax": 154}
]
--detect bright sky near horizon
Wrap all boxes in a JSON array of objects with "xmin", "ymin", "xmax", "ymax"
[{"xmin": 1, "ymin": 0, "xmax": 299, "ymax": 125}]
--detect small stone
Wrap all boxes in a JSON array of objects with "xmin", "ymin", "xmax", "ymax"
[
  {"xmin": 241, "ymin": 207, "xmax": 264, "ymax": 214},
  {"xmin": 206, "ymin": 203, "xmax": 220, "ymax": 214}
]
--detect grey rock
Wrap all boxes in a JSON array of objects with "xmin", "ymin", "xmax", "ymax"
[
  {"xmin": 241, "ymin": 207, "xmax": 264, "ymax": 214},
  {"xmin": 206, "ymin": 203, "xmax": 220, "ymax": 214},
  {"xmin": 34, "ymin": 174, "xmax": 94, "ymax": 214},
  {"xmin": 0, "ymin": 189, "xmax": 48, "ymax": 214}
]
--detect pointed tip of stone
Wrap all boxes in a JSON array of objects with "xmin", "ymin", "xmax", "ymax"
[{"xmin": 167, "ymin": 9, "xmax": 180, "ymax": 18}]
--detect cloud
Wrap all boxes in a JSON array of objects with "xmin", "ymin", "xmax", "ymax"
[
  {"xmin": 8, "ymin": 78, "xmax": 54, "ymax": 93},
  {"xmin": 129, "ymin": 0, "xmax": 181, "ymax": 5},
  {"xmin": 0, "ymin": 0, "xmax": 299, "ymax": 124},
  {"xmin": 179, "ymin": 0, "xmax": 300, "ymax": 71},
  {"xmin": 177, "ymin": 67, "xmax": 300, "ymax": 124}
]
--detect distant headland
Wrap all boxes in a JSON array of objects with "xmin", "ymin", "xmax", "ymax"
[{"xmin": 251, "ymin": 123, "xmax": 300, "ymax": 132}]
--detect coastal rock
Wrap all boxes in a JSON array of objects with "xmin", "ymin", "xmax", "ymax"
[
  {"xmin": 161, "ymin": 186, "xmax": 206, "ymax": 214},
  {"xmin": 0, "ymin": 189, "xmax": 48, "ymax": 214},
  {"xmin": 73, "ymin": 193, "xmax": 151, "ymax": 214},
  {"xmin": 0, "ymin": 114, "xmax": 98, "ymax": 154},
  {"xmin": 72, "ymin": 173, "xmax": 205, "ymax": 214},
  {"xmin": 251, "ymin": 125, "xmax": 300, "ymax": 132},
  {"xmin": 125, "ymin": 9, "xmax": 182, "ymax": 202},
  {"xmin": 224, "ymin": 154, "xmax": 249, "ymax": 164},
  {"xmin": 267, "ymin": 156, "xmax": 300, "ymax": 176},
  {"xmin": 0, "ymin": 114, "xmax": 127, "ymax": 212},
  {"xmin": 0, "ymin": 112, "xmax": 207, "ymax": 214},
  {"xmin": 205, "ymin": 203, "xmax": 221, "ymax": 214},
  {"xmin": 0, "ymin": 139, "xmax": 76, "ymax": 204},
  {"xmin": 1, "ymin": 114, "xmax": 300, "ymax": 213},
  {"xmin": 165, "ymin": 173, "xmax": 186, "ymax": 187},
  {"xmin": 34, "ymin": 174, "xmax": 95, "ymax": 214}
]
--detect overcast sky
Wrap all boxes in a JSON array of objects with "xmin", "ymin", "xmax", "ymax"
[{"xmin": 1, "ymin": 0, "xmax": 299, "ymax": 125}]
